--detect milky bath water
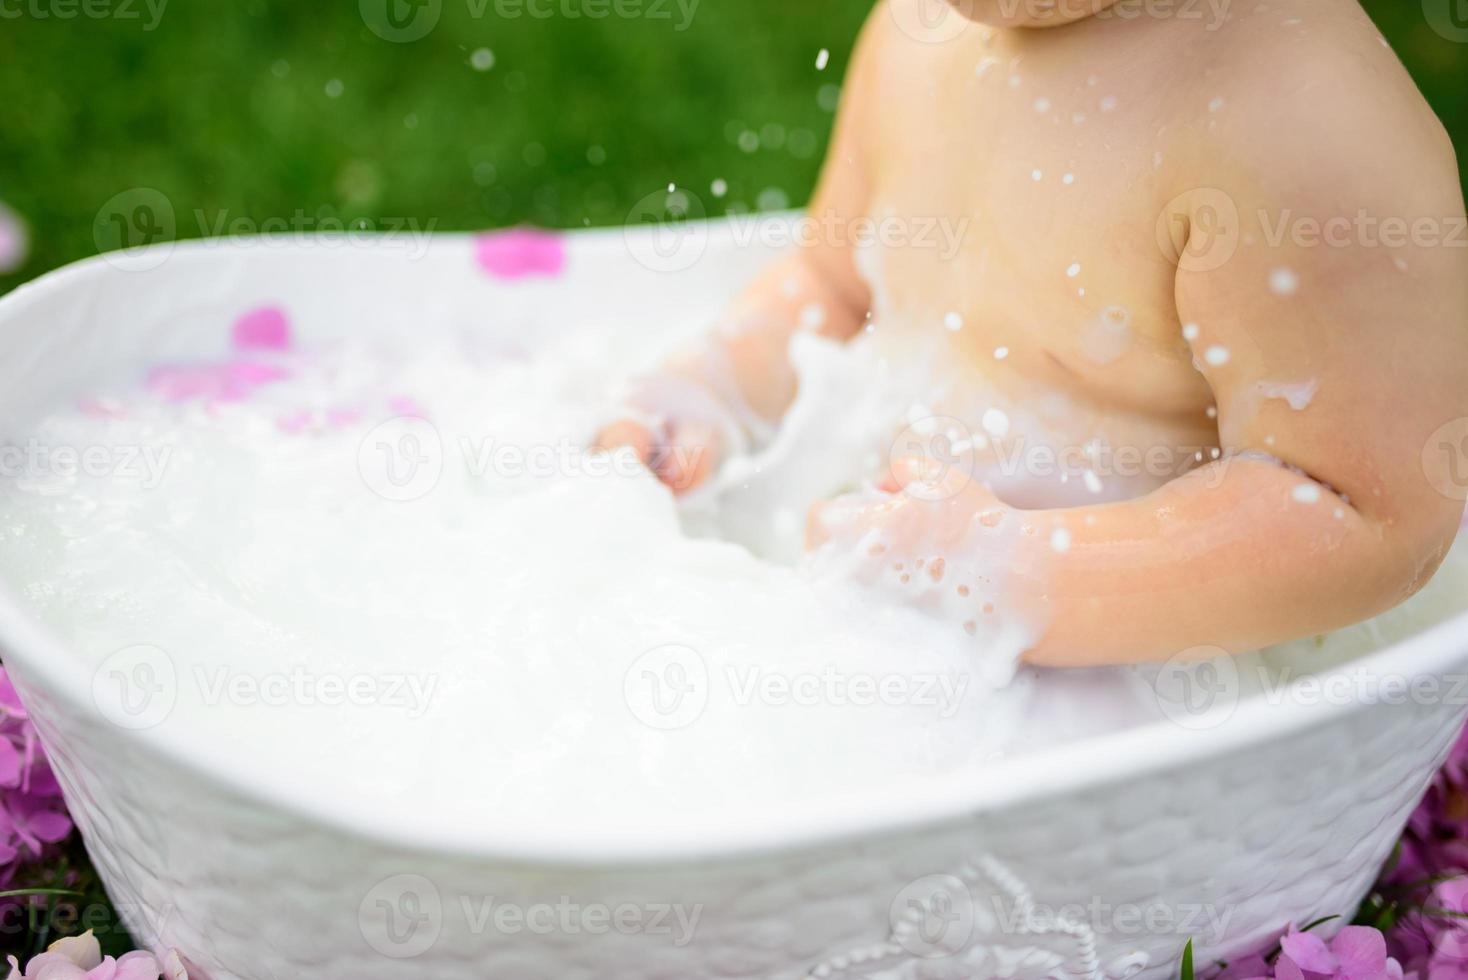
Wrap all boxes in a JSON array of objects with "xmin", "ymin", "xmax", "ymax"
[{"xmin": 0, "ymin": 304, "xmax": 1464, "ymax": 845}]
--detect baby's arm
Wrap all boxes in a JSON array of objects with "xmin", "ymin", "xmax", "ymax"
[
  {"xmin": 816, "ymin": 70, "xmax": 1468, "ymax": 667},
  {"xmin": 597, "ymin": 26, "xmax": 879, "ymax": 491}
]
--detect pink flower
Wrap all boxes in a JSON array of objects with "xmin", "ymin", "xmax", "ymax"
[
  {"xmin": 3, "ymin": 932, "xmax": 174, "ymax": 980},
  {"xmin": 0, "ymin": 668, "xmax": 72, "ymax": 885},
  {"xmin": 231, "ymin": 306, "xmax": 292, "ymax": 353},
  {"xmin": 1274, "ymin": 925, "xmax": 1403, "ymax": 980},
  {"xmin": 474, "ymin": 228, "xmax": 566, "ymax": 280},
  {"xmin": 145, "ymin": 361, "xmax": 290, "ymax": 405}
]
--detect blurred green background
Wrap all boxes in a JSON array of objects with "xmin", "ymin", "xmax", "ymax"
[{"xmin": 0, "ymin": 0, "xmax": 1463, "ymax": 296}]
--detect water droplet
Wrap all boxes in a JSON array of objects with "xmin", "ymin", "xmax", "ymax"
[
  {"xmin": 1270, "ymin": 267, "xmax": 1300, "ymax": 296},
  {"xmin": 982, "ymin": 408, "xmax": 1011, "ymax": 439},
  {"xmin": 1292, "ymin": 483, "xmax": 1322, "ymax": 504}
]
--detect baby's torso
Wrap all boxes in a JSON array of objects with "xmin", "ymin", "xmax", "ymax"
[{"xmin": 846, "ymin": 3, "xmax": 1327, "ymax": 504}]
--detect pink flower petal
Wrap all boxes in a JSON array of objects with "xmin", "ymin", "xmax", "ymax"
[
  {"xmin": 1335, "ymin": 926, "xmax": 1391, "ymax": 975},
  {"xmin": 474, "ymin": 228, "xmax": 565, "ymax": 280},
  {"xmin": 1275, "ymin": 953, "xmax": 1308, "ymax": 980},
  {"xmin": 111, "ymin": 952, "xmax": 163, "ymax": 980},
  {"xmin": 1282, "ymin": 931, "xmax": 1338, "ymax": 975},
  {"xmin": 1217, "ymin": 955, "xmax": 1272, "ymax": 980},
  {"xmin": 232, "ymin": 306, "xmax": 292, "ymax": 352},
  {"xmin": 26, "ymin": 809, "xmax": 72, "ymax": 844},
  {"xmin": 387, "ymin": 395, "xmax": 424, "ymax": 416},
  {"xmin": 0, "ymin": 740, "xmax": 22, "ymax": 787},
  {"xmin": 147, "ymin": 362, "xmax": 290, "ymax": 404}
]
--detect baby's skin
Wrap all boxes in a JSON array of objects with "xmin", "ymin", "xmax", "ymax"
[{"xmin": 599, "ymin": 0, "xmax": 1468, "ymax": 667}]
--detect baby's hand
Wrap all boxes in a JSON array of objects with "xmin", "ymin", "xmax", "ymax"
[
  {"xmin": 807, "ymin": 455, "xmax": 1008, "ymax": 555},
  {"xmin": 806, "ymin": 455, "xmax": 1038, "ymax": 671},
  {"xmin": 594, "ymin": 407, "xmax": 724, "ymax": 495}
]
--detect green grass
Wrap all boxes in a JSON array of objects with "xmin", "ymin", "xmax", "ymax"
[{"xmin": 0, "ymin": 0, "xmax": 1463, "ymax": 296}]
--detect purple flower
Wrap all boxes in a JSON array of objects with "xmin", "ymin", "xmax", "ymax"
[
  {"xmin": 0, "ymin": 667, "xmax": 73, "ymax": 885},
  {"xmin": 474, "ymin": 227, "xmax": 566, "ymax": 280},
  {"xmin": 1272, "ymin": 925, "xmax": 1404, "ymax": 980}
]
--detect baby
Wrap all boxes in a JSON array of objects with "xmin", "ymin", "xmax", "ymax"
[{"xmin": 599, "ymin": 0, "xmax": 1468, "ymax": 667}]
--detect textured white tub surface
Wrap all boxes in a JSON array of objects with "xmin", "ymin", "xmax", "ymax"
[{"xmin": 0, "ymin": 224, "xmax": 1464, "ymax": 979}]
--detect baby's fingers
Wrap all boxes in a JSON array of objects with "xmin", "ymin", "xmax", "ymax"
[
  {"xmin": 594, "ymin": 419, "xmax": 656, "ymax": 465},
  {"xmin": 651, "ymin": 419, "xmax": 721, "ymax": 495},
  {"xmin": 806, "ymin": 494, "xmax": 883, "ymax": 551}
]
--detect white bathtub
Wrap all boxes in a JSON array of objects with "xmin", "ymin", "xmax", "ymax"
[{"xmin": 0, "ymin": 220, "xmax": 1465, "ymax": 980}]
